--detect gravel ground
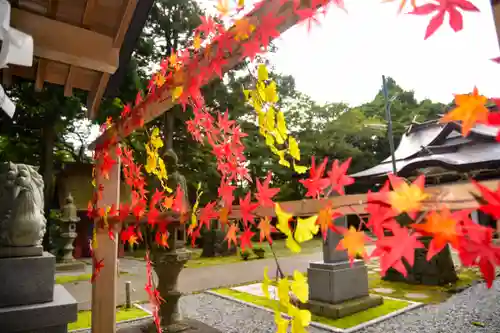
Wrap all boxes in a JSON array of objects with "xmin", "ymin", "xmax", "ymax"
[{"xmin": 179, "ymin": 279, "xmax": 500, "ymax": 333}]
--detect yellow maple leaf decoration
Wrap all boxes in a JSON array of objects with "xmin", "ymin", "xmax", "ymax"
[
  {"xmin": 293, "ymin": 163, "xmax": 308, "ymax": 174},
  {"xmin": 193, "ymin": 33, "xmax": 202, "ymax": 50},
  {"xmin": 262, "ymin": 266, "xmax": 272, "ymax": 299},
  {"xmin": 275, "ymin": 203, "xmax": 293, "ymax": 235},
  {"xmin": 216, "ymin": 0, "xmax": 230, "ymax": 16},
  {"xmin": 172, "ymin": 86, "xmax": 184, "ymax": 101},
  {"xmin": 289, "ymin": 305, "xmax": 311, "ymax": 333},
  {"xmin": 440, "ymin": 86, "xmax": 489, "ymax": 137},
  {"xmin": 274, "ymin": 312, "xmax": 290, "ymax": 333},
  {"xmin": 291, "ymin": 270, "xmax": 308, "ymax": 303},
  {"xmin": 295, "ymin": 215, "xmax": 319, "ymax": 243},
  {"xmin": 389, "ymin": 177, "xmax": 429, "ymax": 217},
  {"xmin": 288, "ymin": 136, "xmax": 300, "ymax": 161},
  {"xmin": 277, "ymin": 277, "xmax": 290, "ymax": 307},
  {"xmin": 286, "ymin": 236, "xmax": 301, "ymax": 253}
]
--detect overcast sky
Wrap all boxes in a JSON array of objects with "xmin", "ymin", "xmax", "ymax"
[{"xmin": 201, "ymin": 0, "xmax": 500, "ymax": 106}]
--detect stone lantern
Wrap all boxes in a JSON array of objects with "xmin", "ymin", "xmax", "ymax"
[{"xmin": 58, "ymin": 193, "xmax": 80, "ymax": 263}]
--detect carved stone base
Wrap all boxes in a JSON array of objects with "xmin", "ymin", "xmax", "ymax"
[
  {"xmin": 308, "ymin": 260, "xmax": 370, "ymax": 304},
  {"xmin": 305, "ymin": 295, "xmax": 383, "ymax": 319},
  {"xmin": 0, "ymin": 245, "xmax": 43, "ymax": 258},
  {"xmin": 0, "ymin": 284, "xmax": 77, "ymax": 333},
  {"xmin": 0, "ymin": 252, "xmax": 55, "ymax": 307},
  {"xmin": 153, "ymin": 248, "xmax": 192, "ymax": 331}
]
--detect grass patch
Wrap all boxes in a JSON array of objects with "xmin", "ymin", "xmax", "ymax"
[
  {"xmin": 56, "ymin": 271, "xmax": 129, "ymax": 284},
  {"xmin": 213, "ymin": 288, "xmax": 410, "ymax": 329},
  {"xmin": 68, "ymin": 306, "xmax": 150, "ymax": 331},
  {"xmin": 126, "ymin": 238, "xmax": 323, "ymax": 268},
  {"xmin": 368, "ymin": 268, "xmax": 482, "ymax": 304}
]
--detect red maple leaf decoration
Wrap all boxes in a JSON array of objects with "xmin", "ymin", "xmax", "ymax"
[
  {"xmin": 240, "ymin": 38, "xmax": 262, "ymax": 61},
  {"xmin": 458, "ymin": 225, "xmax": 500, "ymax": 288},
  {"xmin": 239, "ymin": 192, "xmax": 259, "ymax": 227},
  {"xmin": 239, "ymin": 227, "xmax": 255, "ymax": 252},
  {"xmin": 255, "ymin": 172, "xmax": 280, "ymax": 208},
  {"xmin": 254, "ymin": 11, "xmax": 285, "ymax": 50},
  {"xmin": 199, "ymin": 201, "xmax": 219, "ymax": 229},
  {"xmin": 372, "ymin": 221, "xmax": 425, "ymax": 277},
  {"xmin": 365, "ymin": 183, "xmax": 395, "ymax": 238},
  {"xmin": 472, "ymin": 180, "xmax": 500, "ymax": 220},
  {"xmin": 327, "ymin": 157, "xmax": 354, "ymax": 195},
  {"xmin": 218, "ymin": 179, "xmax": 236, "ymax": 208},
  {"xmin": 408, "ymin": 0, "xmax": 479, "ymax": 40},
  {"xmin": 299, "ymin": 156, "xmax": 330, "ymax": 198}
]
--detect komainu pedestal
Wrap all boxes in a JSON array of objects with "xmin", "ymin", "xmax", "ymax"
[
  {"xmin": 306, "ymin": 217, "xmax": 382, "ymax": 319},
  {"xmin": 0, "ymin": 162, "xmax": 77, "ymax": 333}
]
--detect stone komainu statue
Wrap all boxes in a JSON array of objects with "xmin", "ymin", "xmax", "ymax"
[{"xmin": 0, "ymin": 162, "xmax": 46, "ymax": 247}]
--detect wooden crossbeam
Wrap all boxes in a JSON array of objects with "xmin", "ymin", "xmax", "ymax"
[
  {"xmin": 88, "ymin": 0, "xmax": 138, "ymax": 119},
  {"xmin": 114, "ymin": 179, "xmax": 499, "ymax": 225},
  {"xmin": 229, "ymin": 179, "xmax": 500, "ymax": 218},
  {"xmin": 89, "ymin": 0, "xmax": 320, "ymax": 148},
  {"xmin": 11, "ymin": 8, "xmax": 119, "ymax": 73}
]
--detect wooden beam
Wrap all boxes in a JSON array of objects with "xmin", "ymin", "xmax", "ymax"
[
  {"xmin": 113, "ymin": 0, "xmax": 138, "ymax": 48},
  {"xmin": 90, "ymin": 0, "xmax": 317, "ymax": 148},
  {"xmin": 493, "ymin": 2, "xmax": 500, "ymax": 44},
  {"xmin": 11, "ymin": 8, "xmax": 119, "ymax": 73},
  {"xmin": 64, "ymin": 66, "xmax": 75, "ymax": 97},
  {"xmin": 88, "ymin": 0, "xmax": 138, "ymax": 120},
  {"xmin": 35, "ymin": 59, "xmax": 47, "ymax": 92},
  {"xmin": 2, "ymin": 68, "xmax": 12, "ymax": 88},
  {"xmin": 227, "ymin": 179, "xmax": 500, "ymax": 218},
  {"xmin": 91, "ymin": 148, "xmax": 121, "ymax": 333},
  {"xmin": 87, "ymin": 73, "xmax": 110, "ymax": 118},
  {"xmin": 82, "ymin": 0, "xmax": 96, "ymax": 28}
]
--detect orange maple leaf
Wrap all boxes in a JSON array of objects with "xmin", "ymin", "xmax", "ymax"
[
  {"xmin": 163, "ymin": 196, "xmax": 173, "ymax": 210},
  {"xmin": 155, "ymin": 231, "xmax": 169, "ymax": 248},
  {"xmin": 440, "ymin": 87, "xmax": 489, "ymax": 136},
  {"xmin": 225, "ymin": 223, "xmax": 238, "ymax": 249},
  {"xmin": 219, "ymin": 207, "xmax": 230, "ymax": 230},
  {"xmin": 233, "ymin": 18, "xmax": 255, "ymax": 41},
  {"xmin": 258, "ymin": 217, "xmax": 276, "ymax": 244},
  {"xmin": 316, "ymin": 204, "xmax": 342, "ymax": 241},
  {"xmin": 411, "ymin": 208, "xmax": 461, "ymax": 260},
  {"xmin": 388, "ymin": 174, "xmax": 429, "ymax": 220},
  {"xmin": 128, "ymin": 234, "xmax": 139, "ymax": 247},
  {"xmin": 336, "ymin": 226, "xmax": 369, "ymax": 265}
]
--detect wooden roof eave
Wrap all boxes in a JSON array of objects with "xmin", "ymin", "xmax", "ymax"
[{"xmin": 4, "ymin": 0, "xmax": 144, "ymax": 118}]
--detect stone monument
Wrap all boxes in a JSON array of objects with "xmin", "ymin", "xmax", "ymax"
[
  {"xmin": 56, "ymin": 193, "xmax": 85, "ymax": 271},
  {"xmin": 149, "ymin": 149, "xmax": 192, "ymax": 332},
  {"xmin": 0, "ymin": 162, "xmax": 77, "ymax": 332},
  {"xmin": 306, "ymin": 215, "xmax": 383, "ymax": 319}
]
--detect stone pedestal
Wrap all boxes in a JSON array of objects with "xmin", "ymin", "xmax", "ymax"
[
  {"xmin": 152, "ymin": 222, "xmax": 192, "ymax": 333},
  {"xmin": 306, "ymin": 217, "xmax": 382, "ymax": 319},
  {"xmin": 0, "ymin": 252, "xmax": 77, "ymax": 333}
]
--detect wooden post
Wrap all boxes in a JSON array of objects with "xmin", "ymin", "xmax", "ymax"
[{"xmin": 91, "ymin": 147, "xmax": 121, "ymax": 333}]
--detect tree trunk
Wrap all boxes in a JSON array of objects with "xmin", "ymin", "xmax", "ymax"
[
  {"xmin": 163, "ymin": 112, "xmax": 174, "ymax": 150},
  {"xmin": 40, "ymin": 123, "xmax": 56, "ymax": 250}
]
